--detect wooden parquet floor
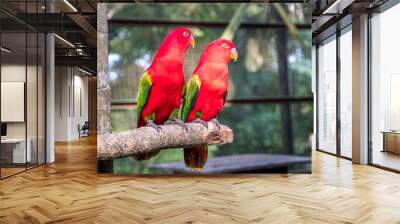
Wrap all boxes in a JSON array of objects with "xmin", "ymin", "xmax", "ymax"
[{"xmin": 1, "ymin": 135, "xmax": 400, "ymax": 224}]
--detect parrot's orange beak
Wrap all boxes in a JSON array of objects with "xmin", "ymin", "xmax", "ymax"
[
  {"xmin": 189, "ymin": 35, "xmax": 195, "ymax": 48},
  {"xmin": 230, "ymin": 48, "xmax": 238, "ymax": 62}
]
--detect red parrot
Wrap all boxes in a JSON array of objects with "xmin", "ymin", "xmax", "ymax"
[
  {"xmin": 181, "ymin": 38, "xmax": 238, "ymax": 170},
  {"xmin": 135, "ymin": 27, "xmax": 195, "ymax": 160}
]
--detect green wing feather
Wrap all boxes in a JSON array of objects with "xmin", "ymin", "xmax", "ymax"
[
  {"xmin": 181, "ymin": 75, "xmax": 201, "ymax": 121},
  {"xmin": 136, "ymin": 71, "xmax": 152, "ymax": 119}
]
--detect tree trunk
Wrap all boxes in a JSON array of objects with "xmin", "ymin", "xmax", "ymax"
[
  {"xmin": 97, "ymin": 3, "xmax": 113, "ymax": 171},
  {"xmin": 97, "ymin": 3, "xmax": 110, "ymax": 135}
]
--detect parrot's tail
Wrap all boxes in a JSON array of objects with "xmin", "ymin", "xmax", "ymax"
[{"xmin": 184, "ymin": 146, "xmax": 208, "ymax": 171}]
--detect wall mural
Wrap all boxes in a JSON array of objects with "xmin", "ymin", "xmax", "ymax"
[{"xmin": 97, "ymin": 3, "xmax": 313, "ymax": 174}]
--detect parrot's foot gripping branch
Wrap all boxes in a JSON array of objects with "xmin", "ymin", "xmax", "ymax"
[
  {"xmin": 146, "ymin": 120, "xmax": 162, "ymax": 132},
  {"xmin": 211, "ymin": 119, "xmax": 221, "ymax": 131},
  {"xmin": 192, "ymin": 118, "xmax": 209, "ymax": 129},
  {"xmin": 166, "ymin": 119, "xmax": 189, "ymax": 132},
  {"xmin": 207, "ymin": 131, "xmax": 224, "ymax": 144}
]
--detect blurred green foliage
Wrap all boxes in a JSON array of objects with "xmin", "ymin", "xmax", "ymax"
[{"xmin": 107, "ymin": 3, "xmax": 312, "ymax": 174}]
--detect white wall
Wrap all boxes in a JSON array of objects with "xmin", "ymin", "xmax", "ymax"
[
  {"xmin": 1, "ymin": 65, "xmax": 31, "ymax": 138},
  {"xmin": 1, "ymin": 63, "xmax": 46, "ymax": 164},
  {"xmin": 1, "ymin": 65, "xmax": 26, "ymax": 141},
  {"xmin": 55, "ymin": 67, "xmax": 89, "ymax": 141},
  {"xmin": 55, "ymin": 66, "xmax": 69, "ymax": 141},
  {"xmin": 72, "ymin": 73, "xmax": 89, "ymax": 137},
  {"xmin": 1, "ymin": 82, "xmax": 25, "ymax": 122}
]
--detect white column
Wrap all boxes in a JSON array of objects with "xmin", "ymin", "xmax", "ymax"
[
  {"xmin": 46, "ymin": 32, "xmax": 55, "ymax": 163},
  {"xmin": 352, "ymin": 14, "xmax": 369, "ymax": 164}
]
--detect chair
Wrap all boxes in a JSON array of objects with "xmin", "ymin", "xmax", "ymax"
[{"xmin": 79, "ymin": 121, "xmax": 90, "ymax": 138}]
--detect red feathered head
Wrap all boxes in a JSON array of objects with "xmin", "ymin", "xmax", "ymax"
[
  {"xmin": 171, "ymin": 27, "xmax": 195, "ymax": 48},
  {"xmin": 158, "ymin": 27, "xmax": 195, "ymax": 53},
  {"xmin": 200, "ymin": 38, "xmax": 238, "ymax": 64}
]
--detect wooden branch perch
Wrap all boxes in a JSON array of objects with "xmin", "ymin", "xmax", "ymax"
[{"xmin": 97, "ymin": 122, "xmax": 233, "ymax": 160}]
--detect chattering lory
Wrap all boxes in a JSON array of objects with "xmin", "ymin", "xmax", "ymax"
[
  {"xmin": 135, "ymin": 27, "xmax": 195, "ymax": 161},
  {"xmin": 181, "ymin": 38, "xmax": 238, "ymax": 170}
]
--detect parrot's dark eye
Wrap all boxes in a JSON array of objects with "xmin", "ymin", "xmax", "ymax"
[
  {"xmin": 182, "ymin": 31, "xmax": 190, "ymax": 37},
  {"xmin": 221, "ymin": 43, "xmax": 230, "ymax": 48}
]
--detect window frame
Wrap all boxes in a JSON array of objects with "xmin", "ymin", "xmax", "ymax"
[{"xmin": 315, "ymin": 22, "xmax": 353, "ymax": 160}]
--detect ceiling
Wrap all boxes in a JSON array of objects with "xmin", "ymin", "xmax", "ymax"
[
  {"xmin": 0, "ymin": 0, "xmax": 98, "ymax": 74},
  {"xmin": 311, "ymin": 0, "xmax": 389, "ymax": 43}
]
